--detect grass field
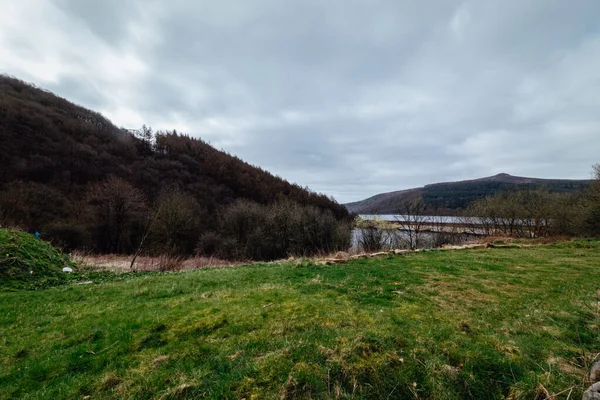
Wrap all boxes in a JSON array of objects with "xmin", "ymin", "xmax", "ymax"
[{"xmin": 1, "ymin": 240, "xmax": 600, "ymax": 399}]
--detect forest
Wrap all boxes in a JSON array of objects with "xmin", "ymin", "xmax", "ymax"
[
  {"xmin": 346, "ymin": 173, "xmax": 591, "ymax": 215},
  {"xmin": 0, "ymin": 75, "xmax": 351, "ymax": 259}
]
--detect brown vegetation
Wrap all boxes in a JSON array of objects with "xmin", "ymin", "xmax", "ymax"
[
  {"xmin": 73, "ymin": 252, "xmax": 243, "ymax": 272},
  {"xmin": 0, "ymin": 75, "xmax": 351, "ymax": 260},
  {"xmin": 466, "ymin": 167, "xmax": 600, "ymax": 238}
]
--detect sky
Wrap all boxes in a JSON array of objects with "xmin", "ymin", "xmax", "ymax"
[{"xmin": 1, "ymin": 0, "xmax": 600, "ymax": 203}]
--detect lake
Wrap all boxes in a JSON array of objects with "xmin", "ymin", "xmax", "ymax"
[{"xmin": 358, "ymin": 214, "xmax": 480, "ymax": 224}]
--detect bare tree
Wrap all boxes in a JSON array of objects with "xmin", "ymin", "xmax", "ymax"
[
  {"xmin": 395, "ymin": 196, "xmax": 427, "ymax": 249},
  {"xmin": 86, "ymin": 177, "xmax": 147, "ymax": 253},
  {"xmin": 583, "ymin": 163, "xmax": 600, "ymax": 236},
  {"xmin": 146, "ymin": 189, "xmax": 205, "ymax": 255},
  {"xmin": 354, "ymin": 216, "xmax": 390, "ymax": 252}
]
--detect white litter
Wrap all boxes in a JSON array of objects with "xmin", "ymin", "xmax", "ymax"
[
  {"xmin": 62, "ymin": 267, "xmax": 73, "ymax": 273},
  {"xmin": 77, "ymin": 281, "xmax": 93, "ymax": 285}
]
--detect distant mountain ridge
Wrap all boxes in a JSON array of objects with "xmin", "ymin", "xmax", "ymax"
[{"xmin": 345, "ymin": 173, "xmax": 591, "ymax": 215}]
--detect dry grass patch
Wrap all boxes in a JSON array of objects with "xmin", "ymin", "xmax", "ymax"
[{"xmin": 73, "ymin": 252, "xmax": 244, "ymax": 272}]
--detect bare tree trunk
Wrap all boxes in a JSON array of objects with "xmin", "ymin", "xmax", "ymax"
[{"xmin": 394, "ymin": 196, "xmax": 427, "ymax": 250}]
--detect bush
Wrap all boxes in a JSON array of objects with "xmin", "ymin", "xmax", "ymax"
[
  {"xmin": 85, "ymin": 177, "xmax": 148, "ymax": 253},
  {"xmin": 354, "ymin": 217, "xmax": 396, "ymax": 252},
  {"xmin": 196, "ymin": 232, "xmax": 237, "ymax": 259},
  {"xmin": 44, "ymin": 221, "xmax": 90, "ymax": 251},
  {"xmin": 0, "ymin": 181, "xmax": 71, "ymax": 230},
  {"xmin": 582, "ymin": 169, "xmax": 600, "ymax": 236},
  {"xmin": 466, "ymin": 173, "xmax": 600, "ymax": 238},
  {"xmin": 146, "ymin": 190, "xmax": 206, "ymax": 256},
  {"xmin": 468, "ymin": 190, "xmax": 562, "ymax": 238},
  {"xmin": 214, "ymin": 199, "xmax": 351, "ymax": 261}
]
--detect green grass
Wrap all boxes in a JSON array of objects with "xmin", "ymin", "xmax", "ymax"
[
  {"xmin": 0, "ymin": 228, "xmax": 129, "ymax": 291},
  {"xmin": 0, "ymin": 228, "xmax": 76, "ymax": 290},
  {"xmin": 1, "ymin": 240, "xmax": 600, "ymax": 399}
]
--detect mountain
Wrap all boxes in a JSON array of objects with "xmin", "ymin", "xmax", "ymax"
[
  {"xmin": 345, "ymin": 173, "xmax": 591, "ymax": 215},
  {"xmin": 0, "ymin": 75, "xmax": 349, "ymax": 250}
]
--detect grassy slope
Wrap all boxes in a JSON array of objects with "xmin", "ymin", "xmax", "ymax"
[
  {"xmin": 0, "ymin": 229, "xmax": 74, "ymax": 290},
  {"xmin": 0, "ymin": 229, "xmax": 124, "ymax": 291},
  {"xmin": 1, "ymin": 241, "xmax": 599, "ymax": 399}
]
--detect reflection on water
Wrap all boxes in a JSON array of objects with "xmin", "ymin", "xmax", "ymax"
[
  {"xmin": 351, "ymin": 228, "xmax": 477, "ymax": 251},
  {"xmin": 359, "ymin": 214, "xmax": 479, "ymax": 224}
]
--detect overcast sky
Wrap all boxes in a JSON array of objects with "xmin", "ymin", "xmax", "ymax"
[{"xmin": 1, "ymin": 0, "xmax": 600, "ymax": 203}]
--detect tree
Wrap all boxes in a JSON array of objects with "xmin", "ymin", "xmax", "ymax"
[
  {"xmin": 85, "ymin": 177, "xmax": 147, "ymax": 253},
  {"xmin": 0, "ymin": 181, "xmax": 70, "ymax": 231},
  {"xmin": 583, "ymin": 163, "xmax": 600, "ymax": 236},
  {"xmin": 0, "ymin": 74, "xmax": 352, "ymax": 257},
  {"xmin": 394, "ymin": 196, "xmax": 427, "ymax": 249},
  {"xmin": 354, "ymin": 216, "xmax": 396, "ymax": 252},
  {"xmin": 205, "ymin": 199, "xmax": 351, "ymax": 261},
  {"xmin": 146, "ymin": 189, "xmax": 205, "ymax": 255}
]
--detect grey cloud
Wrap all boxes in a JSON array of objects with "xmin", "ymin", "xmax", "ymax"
[
  {"xmin": 1, "ymin": 0, "xmax": 600, "ymax": 203},
  {"xmin": 46, "ymin": 76, "xmax": 104, "ymax": 110},
  {"xmin": 51, "ymin": 0, "xmax": 142, "ymax": 44}
]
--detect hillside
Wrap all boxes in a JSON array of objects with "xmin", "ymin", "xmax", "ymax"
[
  {"xmin": 345, "ymin": 173, "xmax": 591, "ymax": 215},
  {"xmin": 1, "ymin": 241, "xmax": 599, "ymax": 398},
  {"xmin": 0, "ymin": 75, "xmax": 349, "ymax": 254}
]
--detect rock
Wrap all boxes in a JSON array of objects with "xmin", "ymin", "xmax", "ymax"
[
  {"xmin": 331, "ymin": 251, "xmax": 350, "ymax": 261},
  {"xmin": 442, "ymin": 245, "xmax": 462, "ymax": 250},
  {"xmin": 591, "ymin": 360, "xmax": 600, "ymax": 384},
  {"xmin": 369, "ymin": 252, "xmax": 388, "ymax": 257},
  {"xmin": 394, "ymin": 249, "xmax": 412, "ymax": 255},
  {"xmin": 465, "ymin": 244, "xmax": 488, "ymax": 249},
  {"xmin": 62, "ymin": 267, "xmax": 73, "ymax": 273},
  {"xmin": 324, "ymin": 258, "xmax": 346, "ymax": 264},
  {"xmin": 583, "ymin": 382, "xmax": 600, "ymax": 400}
]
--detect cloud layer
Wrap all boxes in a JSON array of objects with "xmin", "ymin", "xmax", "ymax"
[{"xmin": 2, "ymin": 0, "xmax": 600, "ymax": 202}]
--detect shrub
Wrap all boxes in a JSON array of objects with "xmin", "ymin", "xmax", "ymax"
[
  {"xmin": 582, "ymin": 167, "xmax": 600, "ymax": 236},
  {"xmin": 215, "ymin": 199, "xmax": 351, "ymax": 261},
  {"xmin": 146, "ymin": 190, "xmax": 206, "ymax": 256},
  {"xmin": 354, "ymin": 217, "xmax": 396, "ymax": 252},
  {"xmin": 0, "ymin": 181, "xmax": 71, "ymax": 230},
  {"xmin": 468, "ymin": 190, "xmax": 560, "ymax": 238},
  {"xmin": 44, "ymin": 221, "xmax": 90, "ymax": 251},
  {"xmin": 85, "ymin": 177, "xmax": 147, "ymax": 253},
  {"xmin": 196, "ymin": 232, "xmax": 238, "ymax": 259}
]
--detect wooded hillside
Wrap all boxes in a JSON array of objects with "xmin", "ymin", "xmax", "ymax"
[
  {"xmin": 345, "ymin": 173, "xmax": 590, "ymax": 215},
  {"xmin": 0, "ymin": 75, "xmax": 349, "ymax": 256}
]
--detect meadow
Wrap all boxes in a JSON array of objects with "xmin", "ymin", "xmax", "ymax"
[{"xmin": 1, "ymin": 239, "xmax": 599, "ymax": 399}]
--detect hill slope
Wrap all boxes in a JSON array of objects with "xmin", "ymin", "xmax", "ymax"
[
  {"xmin": 345, "ymin": 173, "xmax": 590, "ymax": 215},
  {"xmin": 0, "ymin": 75, "xmax": 348, "ymax": 252}
]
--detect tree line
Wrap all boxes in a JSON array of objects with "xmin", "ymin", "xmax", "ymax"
[
  {"xmin": 354, "ymin": 165, "xmax": 600, "ymax": 252},
  {"xmin": 465, "ymin": 164, "xmax": 600, "ymax": 237},
  {"xmin": 0, "ymin": 75, "xmax": 351, "ymax": 260}
]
